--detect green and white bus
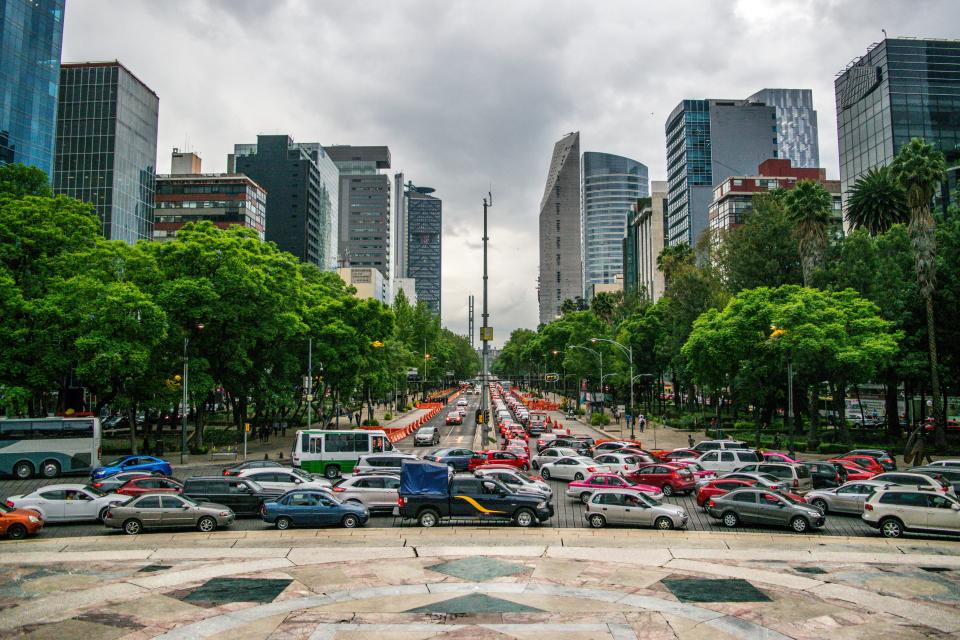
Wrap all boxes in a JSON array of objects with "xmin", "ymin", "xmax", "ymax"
[
  {"xmin": 0, "ymin": 417, "xmax": 102, "ymax": 479},
  {"xmin": 292, "ymin": 429, "xmax": 393, "ymax": 478}
]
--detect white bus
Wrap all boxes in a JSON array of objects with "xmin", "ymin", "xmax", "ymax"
[
  {"xmin": 0, "ymin": 417, "xmax": 102, "ymax": 479},
  {"xmin": 292, "ymin": 429, "xmax": 394, "ymax": 478}
]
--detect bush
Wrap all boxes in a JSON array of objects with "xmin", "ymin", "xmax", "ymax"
[
  {"xmin": 679, "ymin": 415, "xmax": 698, "ymax": 430},
  {"xmin": 383, "ymin": 412, "xmax": 393, "ymax": 421},
  {"xmin": 204, "ymin": 429, "xmax": 239, "ymax": 447},
  {"xmin": 576, "ymin": 407, "xmax": 585, "ymax": 416},
  {"xmin": 733, "ymin": 420, "xmax": 754, "ymax": 432},
  {"xmin": 590, "ymin": 412, "xmax": 611, "ymax": 427},
  {"xmin": 361, "ymin": 418, "xmax": 380, "ymax": 426},
  {"xmin": 817, "ymin": 442, "xmax": 849, "ymax": 455}
]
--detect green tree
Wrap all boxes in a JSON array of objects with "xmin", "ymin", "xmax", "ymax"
[
  {"xmin": 846, "ymin": 166, "xmax": 909, "ymax": 236},
  {"xmin": 0, "ymin": 163, "xmax": 52, "ymax": 199},
  {"xmin": 784, "ymin": 180, "xmax": 833, "ymax": 286}
]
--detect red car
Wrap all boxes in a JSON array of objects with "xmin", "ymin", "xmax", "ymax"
[
  {"xmin": 827, "ymin": 459, "xmax": 877, "ymax": 480},
  {"xmin": 626, "ymin": 463, "xmax": 696, "ymax": 496},
  {"xmin": 661, "ymin": 449, "xmax": 699, "ymax": 462},
  {"xmin": 503, "ymin": 438, "xmax": 530, "ymax": 457},
  {"xmin": 116, "ymin": 476, "xmax": 183, "ymax": 497},
  {"xmin": 835, "ymin": 455, "xmax": 884, "ymax": 475},
  {"xmin": 762, "ymin": 452, "xmax": 799, "ymax": 464},
  {"xmin": 696, "ymin": 478, "xmax": 757, "ymax": 507},
  {"xmin": 669, "ymin": 460, "xmax": 717, "ymax": 484},
  {"xmin": 566, "ymin": 473, "xmax": 663, "ymax": 503},
  {"xmin": 445, "ymin": 412, "xmax": 463, "ymax": 425},
  {"xmin": 468, "ymin": 450, "xmax": 530, "ymax": 471}
]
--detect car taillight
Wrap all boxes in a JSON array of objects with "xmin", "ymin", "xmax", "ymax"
[
  {"xmin": 92, "ymin": 482, "xmax": 103, "ymax": 488},
  {"xmin": 587, "ymin": 467, "xmax": 596, "ymax": 472},
  {"xmin": 333, "ymin": 487, "xmax": 345, "ymax": 492},
  {"xmin": 398, "ymin": 496, "xmax": 406, "ymax": 507},
  {"xmin": 864, "ymin": 503, "xmax": 873, "ymax": 511},
  {"xmin": 4, "ymin": 499, "xmax": 13, "ymax": 508},
  {"xmin": 223, "ymin": 470, "xmax": 230, "ymax": 476},
  {"xmin": 707, "ymin": 499, "xmax": 715, "ymax": 507},
  {"xmin": 793, "ymin": 479, "xmax": 799, "ymax": 487}
]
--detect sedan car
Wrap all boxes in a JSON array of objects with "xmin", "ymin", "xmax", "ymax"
[
  {"xmin": 104, "ymin": 494, "xmax": 234, "ymax": 534},
  {"xmin": 414, "ymin": 426, "xmax": 440, "ymax": 446},
  {"xmin": 705, "ymin": 488, "xmax": 826, "ymax": 533},
  {"xmin": 468, "ymin": 450, "xmax": 529, "ymax": 471},
  {"xmin": 835, "ymin": 455, "xmax": 885, "ymax": 475},
  {"xmin": 909, "ymin": 466, "xmax": 960, "ymax": 493},
  {"xmin": 261, "ymin": 490, "xmax": 368, "ymax": 529},
  {"xmin": 237, "ymin": 467, "xmax": 332, "ymax": 493},
  {"xmin": 926, "ymin": 460, "xmax": 960, "ymax": 469},
  {"xmin": 445, "ymin": 412, "xmax": 463, "ymax": 425},
  {"xmin": 805, "ymin": 480, "xmax": 889, "ymax": 515},
  {"xmin": 539, "ymin": 456, "xmax": 612, "ymax": 481},
  {"xmin": 423, "ymin": 448, "xmax": 475, "ymax": 471},
  {"xmin": 0, "ymin": 502, "xmax": 43, "ymax": 539},
  {"xmin": 7, "ymin": 484, "xmax": 126, "ymax": 522},
  {"xmin": 662, "ymin": 449, "xmax": 699, "ymax": 462},
  {"xmin": 802, "ymin": 461, "xmax": 847, "ymax": 489},
  {"xmin": 843, "ymin": 449, "xmax": 897, "ymax": 471},
  {"xmin": 530, "ymin": 447, "xmax": 580, "ymax": 470},
  {"xmin": 593, "ymin": 452, "xmax": 643, "ymax": 475},
  {"xmin": 696, "ymin": 478, "xmax": 758, "ymax": 507},
  {"xmin": 872, "ymin": 471, "xmax": 953, "ymax": 494},
  {"xmin": 116, "ymin": 476, "xmax": 183, "ymax": 497},
  {"xmin": 91, "ymin": 455, "xmax": 172, "ymax": 480},
  {"xmin": 222, "ymin": 460, "xmax": 284, "ymax": 476},
  {"xmin": 718, "ymin": 472, "xmax": 792, "ymax": 493},
  {"xmin": 331, "ymin": 474, "xmax": 400, "ymax": 511},
  {"xmin": 566, "ymin": 473, "xmax": 663, "ymax": 503},
  {"xmin": 584, "ymin": 489, "xmax": 688, "ymax": 530},
  {"xmin": 762, "ymin": 452, "xmax": 800, "ymax": 464},
  {"xmin": 827, "ymin": 459, "xmax": 877, "ymax": 481},
  {"xmin": 474, "ymin": 467, "xmax": 552, "ymax": 500},
  {"xmin": 90, "ymin": 471, "xmax": 155, "ymax": 492}
]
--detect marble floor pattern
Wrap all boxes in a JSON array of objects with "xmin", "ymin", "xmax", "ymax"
[{"xmin": 1, "ymin": 533, "xmax": 959, "ymax": 639}]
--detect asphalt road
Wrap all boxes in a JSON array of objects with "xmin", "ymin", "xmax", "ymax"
[{"xmin": 0, "ymin": 393, "xmax": 938, "ymax": 541}]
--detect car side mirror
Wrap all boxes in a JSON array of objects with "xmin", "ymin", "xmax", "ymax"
[
  {"xmin": 182, "ymin": 505, "xmax": 190, "ymax": 510},
  {"xmin": 294, "ymin": 478, "xmax": 302, "ymax": 484}
]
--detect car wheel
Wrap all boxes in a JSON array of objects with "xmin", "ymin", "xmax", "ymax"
[
  {"xmin": 574, "ymin": 472, "xmax": 584, "ymax": 481},
  {"xmin": 342, "ymin": 514, "xmax": 360, "ymax": 528},
  {"xmin": 7, "ymin": 523, "xmax": 28, "ymax": 540},
  {"xmin": 522, "ymin": 463, "xmax": 530, "ymax": 471},
  {"xmin": 13, "ymin": 461, "xmax": 33, "ymax": 480},
  {"xmin": 540, "ymin": 468, "xmax": 551, "ymax": 480},
  {"xmin": 275, "ymin": 516, "xmax": 292, "ymax": 530},
  {"xmin": 98, "ymin": 506, "xmax": 110, "ymax": 522},
  {"xmin": 655, "ymin": 516, "xmax": 674, "ymax": 530},
  {"xmin": 580, "ymin": 492, "xmax": 592, "ymax": 504},
  {"xmin": 123, "ymin": 519, "xmax": 142, "ymax": 535},
  {"xmin": 880, "ymin": 517, "xmax": 904, "ymax": 538},
  {"xmin": 40, "ymin": 460, "xmax": 60, "ymax": 479},
  {"xmin": 661, "ymin": 484, "xmax": 674, "ymax": 497},
  {"xmin": 722, "ymin": 511, "xmax": 739, "ymax": 528},
  {"xmin": 197, "ymin": 516, "xmax": 217, "ymax": 533},
  {"xmin": 589, "ymin": 514, "xmax": 606, "ymax": 528},
  {"xmin": 790, "ymin": 516, "xmax": 809, "ymax": 533},
  {"xmin": 532, "ymin": 461, "xmax": 540, "ymax": 470},
  {"xmin": 811, "ymin": 498, "xmax": 829, "ymax": 514},
  {"xmin": 418, "ymin": 509, "xmax": 440, "ymax": 528},
  {"xmin": 514, "ymin": 508, "xmax": 534, "ymax": 527},
  {"xmin": 324, "ymin": 465, "xmax": 341, "ymax": 480}
]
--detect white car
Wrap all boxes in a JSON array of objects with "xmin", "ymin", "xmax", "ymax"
[
  {"xmin": 871, "ymin": 472, "xmax": 955, "ymax": 495},
  {"xmin": 926, "ymin": 460, "xmax": 960, "ymax": 469},
  {"xmin": 353, "ymin": 452, "xmax": 420, "ymax": 474},
  {"xmin": 238, "ymin": 467, "xmax": 332, "ymax": 493},
  {"xmin": 539, "ymin": 456, "xmax": 612, "ymax": 481},
  {"xmin": 530, "ymin": 447, "xmax": 579, "ymax": 470},
  {"xmin": 7, "ymin": 484, "xmax": 126, "ymax": 522},
  {"xmin": 696, "ymin": 449, "xmax": 761, "ymax": 473},
  {"xmin": 593, "ymin": 452, "xmax": 643, "ymax": 475}
]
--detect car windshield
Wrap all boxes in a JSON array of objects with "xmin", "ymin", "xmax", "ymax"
[
  {"xmin": 291, "ymin": 468, "xmax": 312, "ymax": 479},
  {"xmin": 0, "ymin": 503, "xmax": 13, "ymax": 513},
  {"xmin": 776, "ymin": 492, "xmax": 803, "ymax": 504},
  {"xmin": 84, "ymin": 485, "xmax": 107, "ymax": 497},
  {"xmin": 105, "ymin": 458, "xmax": 130, "ymax": 467},
  {"xmin": 244, "ymin": 479, "xmax": 263, "ymax": 492},
  {"xmin": 757, "ymin": 473, "xmax": 781, "ymax": 484}
]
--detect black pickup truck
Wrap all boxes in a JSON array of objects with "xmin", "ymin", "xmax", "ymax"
[{"xmin": 398, "ymin": 460, "xmax": 553, "ymax": 527}]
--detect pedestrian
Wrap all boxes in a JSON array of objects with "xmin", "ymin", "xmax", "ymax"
[
  {"xmin": 355, "ymin": 412, "xmax": 361, "ymax": 426},
  {"xmin": 281, "ymin": 421, "xmax": 287, "ymax": 436},
  {"xmin": 687, "ymin": 433, "xmax": 694, "ymax": 448},
  {"xmin": 773, "ymin": 433, "xmax": 782, "ymax": 450},
  {"xmin": 263, "ymin": 426, "xmax": 270, "ymax": 444},
  {"xmin": 639, "ymin": 415, "xmax": 646, "ymax": 433}
]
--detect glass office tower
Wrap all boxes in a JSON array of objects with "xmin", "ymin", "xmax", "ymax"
[
  {"xmin": 406, "ymin": 185, "xmax": 442, "ymax": 315},
  {"xmin": 835, "ymin": 38, "xmax": 960, "ymax": 201},
  {"xmin": 54, "ymin": 62, "xmax": 159, "ymax": 243},
  {"xmin": 0, "ymin": 0, "xmax": 65, "ymax": 174}
]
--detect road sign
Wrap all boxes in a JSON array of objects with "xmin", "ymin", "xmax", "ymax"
[
  {"xmin": 480, "ymin": 326, "xmax": 493, "ymax": 342},
  {"xmin": 545, "ymin": 373, "xmax": 559, "ymax": 382}
]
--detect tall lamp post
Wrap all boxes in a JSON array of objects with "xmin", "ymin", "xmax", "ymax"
[
  {"xmin": 770, "ymin": 324, "xmax": 794, "ymax": 451},
  {"xmin": 181, "ymin": 323, "xmax": 204, "ymax": 464},
  {"xmin": 568, "ymin": 344, "xmax": 602, "ymax": 414},
  {"xmin": 591, "ymin": 337, "xmax": 634, "ymax": 439}
]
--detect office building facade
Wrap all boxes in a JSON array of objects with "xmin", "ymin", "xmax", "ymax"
[
  {"xmin": 835, "ymin": 38, "xmax": 960, "ymax": 205},
  {"xmin": 406, "ymin": 185, "xmax": 441, "ymax": 315},
  {"xmin": 538, "ymin": 132, "xmax": 582, "ymax": 324},
  {"xmin": 624, "ymin": 181, "xmax": 667, "ymax": 303},
  {"xmin": 337, "ymin": 267, "xmax": 386, "ymax": 304},
  {"xmin": 0, "ymin": 0, "xmax": 65, "ymax": 174},
  {"xmin": 325, "ymin": 146, "xmax": 391, "ymax": 280},
  {"xmin": 154, "ymin": 150, "xmax": 266, "ymax": 242},
  {"xmin": 747, "ymin": 88, "xmax": 820, "ymax": 168},
  {"xmin": 229, "ymin": 135, "xmax": 337, "ymax": 268},
  {"xmin": 664, "ymin": 99, "xmax": 778, "ymax": 247},
  {"xmin": 581, "ymin": 151, "xmax": 648, "ymax": 299},
  {"xmin": 54, "ymin": 61, "xmax": 159, "ymax": 243}
]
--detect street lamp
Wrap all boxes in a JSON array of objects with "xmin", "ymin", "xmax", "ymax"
[
  {"xmin": 181, "ymin": 323, "xmax": 204, "ymax": 464},
  {"xmin": 591, "ymin": 337, "xmax": 634, "ymax": 440},
  {"xmin": 770, "ymin": 324, "xmax": 793, "ymax": 450},
  {"xmin": 568, "ymin": 344, "xmax": 603, "ymax": 415}
]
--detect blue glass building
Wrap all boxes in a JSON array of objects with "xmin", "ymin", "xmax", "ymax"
[{"xmin": 0, "ymin": 0, "xmax": 65, "ymax": 175}]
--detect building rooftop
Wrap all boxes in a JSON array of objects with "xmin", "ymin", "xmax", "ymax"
[{"xmin": 61, "ymin": 60, "xmax": 158, "ymax": 97}]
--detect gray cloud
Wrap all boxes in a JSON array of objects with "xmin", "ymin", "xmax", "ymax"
[{"xmin": 62, "ymin": 0, "xmax": 960, "ymax": 345}]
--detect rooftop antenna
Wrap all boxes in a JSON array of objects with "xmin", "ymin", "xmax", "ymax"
[{"xmin": 881, "ymin": 28, "xmax": 887, "ymax": 38}]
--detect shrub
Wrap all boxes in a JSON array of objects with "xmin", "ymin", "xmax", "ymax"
[
  {"xmin": 817, "ymin": 442, "xmax": 849, "ymax": 455},
  {"xmin": 576, "ymin": 407, "xmax": 585, "ymax": 416},
  {"xmin": 361, "ymin": 418, "xmax": 380, "ymax": 426},
  {"xmin": 383, "ymin": 412, "xmax": 393, "ymax": 421},
  {"xmin": 733, "ymin": 420, "xmax": 754, "ymax": 432},
  {"xmin": 679, "ymin": 415, "xmax": 698, "ymax": 430},
  {"xmin": 205, "ymin": 429, "xmax": 239, "ymax": 447},
  {"xmin": 590, "ymin": 412, "xmax": 610, "ymax": 427}
]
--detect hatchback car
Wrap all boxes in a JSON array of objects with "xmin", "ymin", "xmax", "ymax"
[
  {"xmin": 0, "ymin": 502, "xmax": 43, "ymax": 539},
  {"xmin": 222, "ymin": 460, "xmax": 284, "ymax": 476},
  {"xmin": 566, "ymin": 473, "xmax": 663, "ymax": 503},
  {"xmin": 734, "ymin": 462, "xmax": 812, "ymax": 493},
  {"xmin": 261, "ymin": 490, "xmax": 369, "ymax": 529},
  {"xmin": 539, "ymin": 456, "xmax": 612, "ymax": 481},
  {"xmin": 423, "ymin": 448, "xmax": 475, "ymax": 471},
  {"xmin": 862, "ymin": 486, "xmax": 960, "ymax": 538},
  {"xmin": 584, "ymin": 489, "xmax": 688, "ymax": 530},
  {"xmin": 445, "ymin": 412, "xmax": 463, "ymax": 426},
  {"xmin": 7, "ymin": 484, "xmax": 126, "ymax": 522},
  {"xmin": 827, "ymin": 458, "xmax": 877, "ymax": 480},
  {"xmin": 104, "ymin": 494, "xmax": 234, "ymax": 534},
  {"xmin": 414, "ymin": 426, "xmax": 440, "ymax": 446},
  {"xmin": 801, "ymin": 461, "xmax": 847, "ymax": 489},
  {"xmin": 530, "ymin": 447, "xmax": 579, "ymax": 469},
  {"xmin": 627, "ymin": 463, "xmax": 696, "ymax": 496},
  {"xmin": 843, "ymin": 449, "xmax": 897, "ymax": 471},
  {"xmin": 705, "ymin": 488, "xmax": 825, "ymax": 533},
  {"xmin": 116, "ymin": 476, "xmax": 183, "ymax": 497},
  {"xmin": 909, "ymin": 466, "xmax": 960, "ymax": 493},
  {"xmin": 662, "ymin": 449, "xmax": 699, "ymax": 462},
  {"xmin": 718, "ymin": 471, "xmax": 792, "ymax": 493},
  {"xmin": 182, "ymin": 476, "xmax": 276, "ymax": 516},
  {"xmin": 331, "ymin": 474, "xmax": 400, "ymax": 511},
  {"xmin": 926, "ymin": 460, "xmax": 960, "ymax": 469},
  {"xmin": 762, "ymin": 452, "xmax": 800, "ymax": 464},
  {"xmin": 872, "ymin": 472, "xmax": 953, "ymax": 495},
  {"xmin": 468, "ymin": 450, "xmax": 529, "ymax": 471},
  {"xmin": 805, "ymin": 480, "xmax": 888, "ymax": 515},
  {"xmin": 836, "ymin": 455, "xmax": 885, "ymax": 475},
  {"xmin": 696, "ymin": 478, "xmax": 757, "ymax": 507},
  {"xmin": 593, "ymin": 452, "xmax": 643, "ymax": 475},
  {"xmin": 91, "ymin": 455, "xmax": 172, "ymax": 480},
  {"xmin": 591, "ymin": 441, "xmax": 636, "ymax": 455}
]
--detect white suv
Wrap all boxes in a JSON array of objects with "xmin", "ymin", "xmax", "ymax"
[
  {"xmin": 862, "ymin": 486, "xmax": 960, "ymax": 538},
  {"xmin": 697, "ymin": 449, "xmax": 760, "ymax": 473}
]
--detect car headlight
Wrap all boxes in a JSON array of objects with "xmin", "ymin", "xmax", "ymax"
[
  {"xmin": 28, "ymin": 515, "xmax": 40, "ymax": 523},
  {"xmin": 536, "ymin": 502, "xmax": 547, "ymax": 510},
  {"xmin": 219, "ymin": 511, "xmax": 230, "ymax": 517}
]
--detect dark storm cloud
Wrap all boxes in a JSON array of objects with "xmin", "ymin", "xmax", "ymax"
[{"xmin": 62, "ymin": 0, "xmax": 960, "ymax": 344}]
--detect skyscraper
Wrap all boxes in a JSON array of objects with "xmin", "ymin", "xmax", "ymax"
[
  {"xmin": 624, "ymin": 181, "xmax": 667, "ymax": 303},
  {"xmin": 581, "ymin": 151, "xmax": 648, "ymax": 298},
  {"xmin": 835, "ymin": 38, "xmax": 960, "ymax": 204},
  {"xmin": 406, "ymin": 183, "xmax": 442, "ymax": 315},
  {"xmin": 0, "ymin": 0, "xmax": 65, "ymax": 175},
  {"xmin": 538, "ymin": 132, "xmax": 582, "ymax": 324},
  {"xmin": 747, "ymin": 88, "xmax": 820, "ymax": 168},
  {"xmin": 664, "ymin": 99, "xmax": 777, "ymax": 247},
  {"xmin": 229, "ymin": 135, "xmax": 338, "ymax": 268},
  {"xmin": 325, "ymin": 146, "xmax": 392, "ymax": 281},
  {"xmin": 54, "ymin": 61, "xmax": 159, "ymax": 243}
]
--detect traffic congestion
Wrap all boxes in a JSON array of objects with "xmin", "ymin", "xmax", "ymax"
[{"xmin": 1, "ymin": 382, "xmax": 959, "ymax": 541}]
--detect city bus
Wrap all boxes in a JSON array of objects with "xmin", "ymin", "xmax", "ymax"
[
  {"xmin": 292, "ymin": 429, "xmax": 394, "ymax": 478},
  {"xmin": 0, "ymin": 417, "xmax": 102, "ymax": 479}
]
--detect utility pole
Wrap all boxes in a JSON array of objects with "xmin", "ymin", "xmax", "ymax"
[
  {"xmin": 306, "ymin": 337, "xmax": 313, "ymax": 430},
  {"xmin": 480, "ymin": 193, "xmax": 492, "ymax": 445},
  {"xmin": 468, "ymin": 295, "xmax": 475, "ymax": 349}
]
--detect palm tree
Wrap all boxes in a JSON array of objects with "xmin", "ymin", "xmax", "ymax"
[
  {"xmin": 846, "ymin": 167, "xmax": 909, "ymax": 235},
  {"xmin": 890, "ymin": 137, "xmax": 947, "ymax": 448},
  {"xmin": 784, "ymin": 180, "xmax": 834, "ymax": 286}
]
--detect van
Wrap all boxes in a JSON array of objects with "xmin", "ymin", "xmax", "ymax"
[
  {"xmin": 690, "ymin": 439, "xmax": 750, "ymax": 454},
  {"xmin": 696, "ymin": 449, "xmax": 761, "ymax": 473},
  {"xmin": 182, "ymin": 476, "xmax": 274, "ymax": 517}
]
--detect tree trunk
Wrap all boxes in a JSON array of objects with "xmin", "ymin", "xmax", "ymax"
[
  {"xmin": 127, "ymin": 404, "xmax": 138, "ymax": 455},
  {"xmin": 834, "ymin": 381, "xmax": 850, "ymax": 445},
  {"xmin": 925, "ymin": 294, "xmax": 946, "ymax": 449},
  {"xmin": 806, "ymin": 383, "xmax": 820, "ymax": 450},
  {"xmin": 884, "ymin": 369, "xmax": 900, "ymax": 441}
]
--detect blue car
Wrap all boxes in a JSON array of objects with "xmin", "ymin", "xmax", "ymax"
[
  {"xmin": 91, "ymin": 455, "xmax": 172, "ymax": 480},
  {"xmin": 423, "ymin": 447, "xmax": 475, "ymax": 471},
  {"xmin": 261, "ymin": 490, "xmax": 368, "ymax": 529}
]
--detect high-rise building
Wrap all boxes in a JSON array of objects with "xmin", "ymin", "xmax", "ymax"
[
  {"xmin": 393, "ymin": 171, "xmax": 407, "ymax": 279},
  {"xmin": 581, "ymin": 151, "xmax": 648, "ymax": 299},
  {"xmin": 154, "ymin": 150, "xmax": 266, "ymax": 242},
  {"xmin": 54, "ymin": 61, "xmax": 159, "ymax": 243},
  {"xmin": 406, "ymin": 184, "xmax": 442, "ymax": 315},
  {"xmin": 229, "ymin": 135, "xmax": 338, "ymax": 268},
  {"xmin": 835, "ymin": 38, "xmax": 960, "ymax": 206},
  {"xmin": 0, "ymin": 0, "xmax": 65, "ymax": 174},
  {"xmin": 746, "ymin": 88, "xmax": 820, "ymax": 168},
  {"xmin": 664, "ymin": 99, "xmax": 778, "ymax": 247},
  {"xmin": 325, "ymin": 146, "xmax": 391, "ymax": 280},
  {"xmin": 538, "ymin": 132, "xmax": 582, "ymax": 324},
  {"xmin": 624, "ymin": 181, "xmax": 668, "ymax": 303},
  {"xmin": 337, "ymin": 267, "xmax": 386, "ymax": 304}
]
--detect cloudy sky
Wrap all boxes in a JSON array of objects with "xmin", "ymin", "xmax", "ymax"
[{"xmin": 63, "ymin": 0, "xmax": 958, "ymax": 345}]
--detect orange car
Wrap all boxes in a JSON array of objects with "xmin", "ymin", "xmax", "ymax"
[{"xmin": 0, "ymin": 502, "xmax": 43, "ymax": 539}]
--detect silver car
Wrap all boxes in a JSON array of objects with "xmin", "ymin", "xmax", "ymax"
[
  {"xmin": 353, "ymin": 453, "xmax": 419, "ymax": 474},
  {"xmin": 474, "ymin": 468, "xmax": 553, "ymax": 500},
  {"xmin": 706, "ymin": 488, "xmax": 825, "ymax": 533},
  {"xmin": 332, "ymin": 474, "xmax": 400, "ymax": 510},
  {"xmin": 414, "ymin": 426, "xmax": 440, "ymax": 446},
  {"xmin": 806, "ymin": 479, "xmax": 888, "ymax": 515},
  {"xmin": 584, "ymin": 489, "xmax": 688, "ymax": 530},
  {"xmin": 103, "ymin": 494, "xmax": 234, "ymax": 534}
]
